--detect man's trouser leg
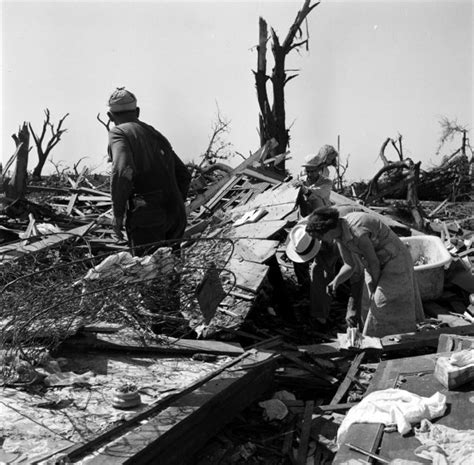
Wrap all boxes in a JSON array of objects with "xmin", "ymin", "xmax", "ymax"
[
  {"xmin": 293, "ymin": 261, "xmax": 310, "ymax": 292},
  {"xmin": 308, "ymin": 243, "xmax": 339, "ymax": 324}
]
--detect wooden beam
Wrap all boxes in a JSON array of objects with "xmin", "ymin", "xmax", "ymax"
[
  {"xmin": 281, "ymin": 351, "xmax": 338, "ymax": 385},
  {"xmin": 296, "ymin": 401, "xmax": 314, "ymax": 465},
  {"xmin": 299, "ymin": 324, "xmax": 474, "ymax": 357},
  {"xmin": 330, "ymin": 352, "xmax": 365, "ymax": 405},
  {"xmin": 60, "ymin": 332, "xmax": 244, "ymax": 356},
  {"xmin": 66, "ymin": 166, "xmax": 88, "ymax": 214}
]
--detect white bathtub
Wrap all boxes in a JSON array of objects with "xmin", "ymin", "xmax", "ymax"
[{"xmin": 400, "ymin": 235, "xmax": 452, "ymax": 301}]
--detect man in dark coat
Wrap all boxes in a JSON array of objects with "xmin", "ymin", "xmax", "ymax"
[{"xmin": 107, "ymin": 87, "xmax": 191, "ymax": 254}]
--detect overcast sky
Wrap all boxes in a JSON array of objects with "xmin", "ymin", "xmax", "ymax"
[{"xmin": 2, "ymin": 0, "xmax": 473, "ymax": 181}]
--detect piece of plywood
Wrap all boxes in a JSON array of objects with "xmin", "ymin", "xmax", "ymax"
[
  {"xmin": 233, "ymin": 239, "xmax": 279, "ymax": 264},
  {"xmin": 228, "ymin": 183, "xmax": 299, "ymax": 216},
  {"xmin": 227, "ymin": 258, "xmax": 269, "ymax": 293},
  {"xmin": 231, "ymin": 220, "xmax": 287, "ymax": 240}
]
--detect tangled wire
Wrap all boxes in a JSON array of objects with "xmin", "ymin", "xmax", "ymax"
[{"xmin": 1, "ymin": 233, "xmax": 237, "ymax": 383}]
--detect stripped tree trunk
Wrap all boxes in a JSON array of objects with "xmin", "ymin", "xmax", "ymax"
[
  {"xmin": 5, "ymin": 123, "xmax": 30, "ymax": 201},
  {"xmin": 254, "ymin": 0, "xmax": 320, "ymax": 172}
]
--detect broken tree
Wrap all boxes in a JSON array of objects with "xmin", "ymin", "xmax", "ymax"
[
  {"xmin": 3, "ymin": 122, "xmax": 30, "ymax": 202},
  {"xmin": 362, "ymin": 135, "xmax": 425, "ymax": 230},
  {"xmin": 254, "ymin": 0, "xmax": 320, "ymax": 172},
  {"xmin": 29, "ymin": 109, "xmax": 69, "ymax": 179}
]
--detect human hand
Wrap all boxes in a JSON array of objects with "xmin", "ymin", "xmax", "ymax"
[
  {"xmin": 345, "ymin": 308, "xmax": 359, "ymax": 328},
  {"xmin": 327, "ymin": 280, "xmax": 337, "ymax": 297},
  {"xmin": 113, "ymin": 216, "xmax": 125, "ymax": 241}
]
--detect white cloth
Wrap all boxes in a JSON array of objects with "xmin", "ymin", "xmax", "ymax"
[
  {"xmin": 337, "ymin": 389, "xmax": 447, "ymax": 445},
  {"xmin": 414, "ymin": 419, "xmax": 474, "ymax": 465},
  {"xmin": 78, "ymin": 248, "xmax": 177, "ymax": 284}
]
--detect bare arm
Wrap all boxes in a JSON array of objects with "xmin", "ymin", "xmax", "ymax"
[
  {"xmin": 329, "ymin": 242, "xmax": 356, "ymax": 289},
  {"xmin": 357, "ymin": 233, "xmax": 380, "ymax": 289}
]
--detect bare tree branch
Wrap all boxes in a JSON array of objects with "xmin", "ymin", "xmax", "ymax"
[
  {"xmin": 97, "ymin": 113, "xmax": 111, "ymax": 132},
  {"xmin": 29, "ymin": 110, "xmax": 69, "ymax": 179}
]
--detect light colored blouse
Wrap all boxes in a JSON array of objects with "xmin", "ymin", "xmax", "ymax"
[{"xmin": 338, "ymin": 212, "xmax": 404, "ymax": 266}]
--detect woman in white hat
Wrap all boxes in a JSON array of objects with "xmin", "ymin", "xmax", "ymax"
[
  {"xmin": 287, "ymin": 211, "xmax": 364, "ymax": 328},
  {"xmin": 305, "ymin": 207, "xmax": 424, "ymax": 337}
]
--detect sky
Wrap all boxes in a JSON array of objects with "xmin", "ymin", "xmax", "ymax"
[{"xmin": 1, "ymin": 0, "xmax": 473, "ymax": 182}]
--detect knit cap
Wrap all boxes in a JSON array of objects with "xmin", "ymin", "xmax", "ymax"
[{"xmin": 108, "ymin": 87, "xmax": 137, "ymax": 113}]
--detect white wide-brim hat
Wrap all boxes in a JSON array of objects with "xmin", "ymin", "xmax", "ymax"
[{"xmin": 286, "ymin": 222, "xmax": 321, "ymax": 263}]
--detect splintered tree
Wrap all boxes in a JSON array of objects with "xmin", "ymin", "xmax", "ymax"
[
  {"xmin": 187, "ymin": 107, "xmax": 235, "ymax": 196},
  {"xmin": 255, "ymin": 0, "xmax": 320, "ymax": 172},
  {"xmin": 364, "ymin": 135, "xmax": 424, "ymax": 230},
  {"xmin": 29, "ymin": 109, "xmax": 69, "ymax": 179},
  {"xmin": 420, "ymin": 117, "xmax": 473, "ymax": 201},
  {"xmin": 3, "ymin": 123, "xmax": 30, "ymax": 201}
]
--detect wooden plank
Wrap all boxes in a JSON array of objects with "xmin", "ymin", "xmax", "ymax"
[
  {"xmin": 66, "ymin": 166, "xmax": 88, "ymax": 214},
  {"xmin": 242, "ymin": 167, "xmax": 282, "ymax": 184},
  {"xmin": 333, "ymin": 424, "xmax": 385, "ymax": 465},
  {"xmin": 282, "ymin": 400, "xmax": 358, "ymax": 413},
  {"xmin": 228, "ymin": 183, "xmax": 299, "ymax": 216},
  {"xmin": 282, "ymin": 415, "xmax": 297, "ymax": 459},
  {"xmin": 77, "ymin": 355, "xmax": 276, "ymax": 464},
  {"xmin": 281, "ymin": 351, "xmax": 338, "ymax": 385},
  {"xmin": 231, "ymin": 220, "xmax": 287, "ymax": 239},
  {"xmin": 0, "ymin": 223, "xmax": 94, "ymax": 263},
  {"xmin": 299, "ymin": 323, "xmax": 474, "ymax": 357},
  {"xmin": 227, "ymin": 258, "xmax": 269, "ymax": 293},
  {"xmin": 233, "ymin": 239, "xmax": 279, "ymax": 263},
  {"xmin": 381, "ymin": 323, "xmax": 474, "ymax": 351},
  {"xmin": 60, "ymin": 332, "xmax": 244, "ymax": 356},
  {"xmin": 330, "ymin": 352, "xmax": 365, "ymax": 405},
  {"xmin": 296, "ymin": 401, "xmax": 314, "ymax": 465}
]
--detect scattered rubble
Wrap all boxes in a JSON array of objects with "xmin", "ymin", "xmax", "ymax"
[{"xmin": 1, "ymin": 136, "xmax": 473, "ymax": 463}]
